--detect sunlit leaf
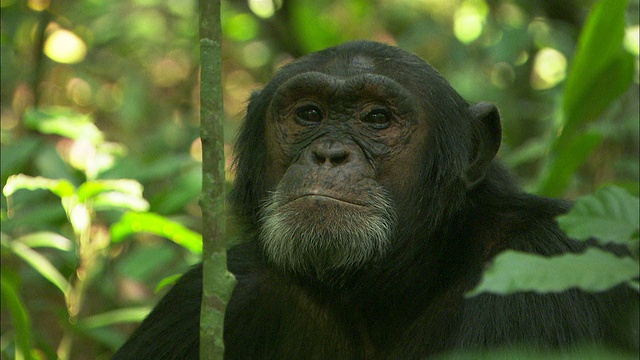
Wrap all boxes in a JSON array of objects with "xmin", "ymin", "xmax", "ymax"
[
  {"xmin": 77, "ymin": 179, "xmax": 145, "ymax": 202},
  {"xmin": 537, "ymin": 0, "xmax": 634, "ymax": 198},
  {"xmin": 9, "ymin": 241, "xmax": 71, "ymax": 296},
  {"xmin": 562, "ymin": 0, "xmax": 630, "ymax": 131},
  {"xmin": 67, "ymin": 140, "xmax": 127, "ymax": 178},
  {"xmin": 557, "ymin": 186, "xmax": 639, "ymax": 245},
  {"xmin": 68, "ymin": 202, "xmax": 91, "ymax": 234},
  {"xmin": 154, "ymin": 273, "xmax": 182, "ymax": 292},
  {"xmin": 92, "ymin": 191, "xmax": 150, "ymax": 212},
  {"xmin": 24, "ymin": 107, "xmax": 103, "ymax": 143},
  {"xmin": 15, "ymin": 232, "xmax": 73, "ymax": 252},
  {"xmin": 3, "ymin": 174, "xmax": 75, "ymax": 199},
  {"xmin": 78, "ymin": 307, "xmax": 152, "ymax": 329},
  {"xmin": 111, "ymin": 212, "xmax": 202, "ymax": 253},
  {"xmin": 468, "ymin": 248, "xmax": 638, "ymax": 296}
]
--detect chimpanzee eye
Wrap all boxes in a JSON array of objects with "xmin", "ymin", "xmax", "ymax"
[
  {"xmin": 362, "ymin": 108, "xmax": 391, "ymax": 129},
  {"xmin": 295, "ymin": 105, "xmax": 323, "ymax": 125}
]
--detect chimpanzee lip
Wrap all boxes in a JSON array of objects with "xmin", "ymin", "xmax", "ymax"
[{"xmin": 293, "ymin": 193, "xmax": 366, "ymax": 207}]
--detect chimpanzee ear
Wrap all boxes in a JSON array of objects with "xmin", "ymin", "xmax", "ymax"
[{"xmin": 465, "ymin": 102, "xmax": 502, "ymax": 188}]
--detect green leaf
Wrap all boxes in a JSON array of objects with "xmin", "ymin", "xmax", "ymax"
[
  {"xmin": 468, "ymin": 248, "xmax": 638, "ymax": 296},
  {"xmin": 14, "ymin": 232, "xmax": 73, "ymax": 252},
  {"xmin": 3, "ymin": 174, "xmax": 75, "ymax": 199},
  {"xmin": 111, "ymin": 212, "xmax": 202, "ymax": 253},
  {"xmin": 1, "ymin": 273, "xmax": 34, "ymax": 360},
  {"xmin": 23, "ymin": 107, "xmax": 104, "ymax": 143},
  {"xmin": 557, "ymin": 186, "xmax": 639, "ymax": 245},
  {"xmin": 562, "ymin": 0, "xmax": 630, "ymax": 131},
  {"xmin": 562, "ymin": 52, "xmax": 634, "ymax": 135},
  {"xmin": 155, "ymin": 273, "xmax": 183, "ymax": 292},
  {"xmin": 536, "ymin": 131, "xmax": 602, "ymax": 197},
  {"xmin": 537, "ymin": 0, "xmax": 634, "ymax": 198},
  {"xmin": 92, "ymin": 192, "xmax": 150, "ymax": 212},
  {"xmin": 77, "ymin": 179, "xmax": 145, "ymax": 201},
  {"xmin": 78, "ymin": 306, "xmax": 152, "ymax": 329},
  {"xmin": 8, "ymin": 241, "xmax": 71, "ymax": 296}
]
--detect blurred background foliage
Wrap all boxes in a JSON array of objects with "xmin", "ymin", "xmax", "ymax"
[{"xmin": 0, "ymin": 0, "xmax": 638, "ymax": 358}]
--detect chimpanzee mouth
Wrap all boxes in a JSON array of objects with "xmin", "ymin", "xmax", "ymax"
[{"xmin": 292, "ymin": 193, "xmax": 367, "ymax": 207}]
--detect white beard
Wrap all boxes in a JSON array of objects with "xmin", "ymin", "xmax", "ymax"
[{"xmin": 259, "ymin": 189, "xmax": 397, "ymax": 280}]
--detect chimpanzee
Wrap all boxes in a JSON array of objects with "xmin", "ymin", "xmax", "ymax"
[{"xmin": 114, "ymin": 41, "xmax": 637, "ymax": 359}]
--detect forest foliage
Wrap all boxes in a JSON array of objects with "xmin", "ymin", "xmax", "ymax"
[{"xmin": 1, "ymin": 0, "xmax": 638, "ymax": 359}]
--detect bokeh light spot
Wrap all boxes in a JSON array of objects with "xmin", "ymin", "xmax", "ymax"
[
  {"xmin": 44, "ymin": 29, "xmax": 87, "ymax": 64},
  {"xmin": 453, "ymin": 0, "xmax": 488, "ymax": 44},
  {"xmin": 249, "ymin": 0, "xmax": 276, "ymax": 19},
  {"xmin": 531, "ymin": 48, "xmax": 567, "ymax": 90},
  {"xmin": 624, "ymin": 25, "xmax": 639, "ymax": 56}
]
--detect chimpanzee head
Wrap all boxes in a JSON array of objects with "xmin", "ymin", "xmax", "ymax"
[{"xmin": 231, "ymin": 41, "xmax": 501, "ymax": 280}]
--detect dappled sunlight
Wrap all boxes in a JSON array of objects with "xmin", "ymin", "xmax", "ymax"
[
  {"xmin": 531, "ymin": 47, "xmax": 567, "ymax": 90},
  {"xmin": 453, "ymin": 0, "xmax": 488, "ymax": 44},
  {"xmin": 44, "ymin": 28, "xmax": 87, "ymax": 64},
  {"xmin": 248, "ymin": 0, "xmax": 281, "ymax": 19}
]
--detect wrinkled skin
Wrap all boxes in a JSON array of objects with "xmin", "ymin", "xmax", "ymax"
[
  {"xmin": 114, "ymin": 41, "xmax": 638, "ymax": 360},
  {"xmin": 259, "ymin": 71, "xmax": 427, "ymax": 280}
]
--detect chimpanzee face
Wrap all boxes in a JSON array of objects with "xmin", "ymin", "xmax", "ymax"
[{"xmin": 258, "ymin": 57, "xmax": 429, "ymax": 279}]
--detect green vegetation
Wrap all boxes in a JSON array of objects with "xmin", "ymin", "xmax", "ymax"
[{"xmin": 1, "ymin": 0, "xmax": 637, "ymax": 358}]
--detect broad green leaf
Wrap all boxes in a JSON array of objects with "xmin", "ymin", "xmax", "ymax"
[
  {"xmin": 9, "ymin": 241, "xmax": 70, "ymax": 295},
  {"xmin": 111, "ymin": 212, "xmax": 202, "ymax": 253},
  {"xmin": 23, "ymin": 107, "xmax": 103, "ymax": 143},
  {"xmin": 1, "ymin": 274, "xmax": 34, "ymax": 360},
  {"xmin": 538, "ymin": 0, "xmax": 634, "ymax": 198},
  {"xmin": 15, "ymin": 232, "xmax": 73, "ymax": 251},
  {"xmin": 536, "ymin": 131, "xmax": 602, "ymax": 197},
  {"xmin": 3, "ymin": 174, "xmax": 75, "ymax": 198},
  {"xmin": 557, "ymin": 186, "xmax": 639, "ymax": 245},
  {"xmin": 562, "ymin": 0, "xmax": 629, "ymax": 131},
  {"xmin": 562, "ymin": 52, "xmax": 634, "ymax": 136},
  {"xmin": 78, "ymin": 306, "xmax": 152, "ymax": 329},
  {"xmin": 77, "ymin": 179, "xmax": 145, "ymax": 201},
  {"xmin": 468, "ymin": 248, "xmax": 638, "ymax": 296}
]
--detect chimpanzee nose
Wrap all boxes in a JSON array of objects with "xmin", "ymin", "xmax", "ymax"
[{"xmin": 311, "ymin": 140, "xmax": 350, "ymax": 166}]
